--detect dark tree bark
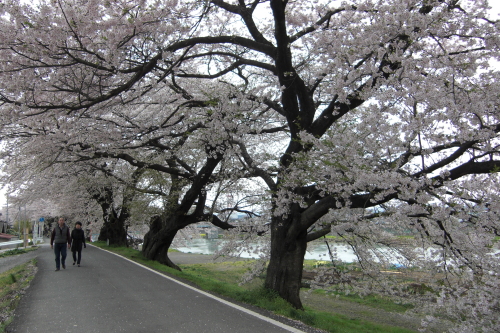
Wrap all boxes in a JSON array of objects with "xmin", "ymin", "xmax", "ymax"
[
  {"xmin": 93, "ymin": 167, "xmax": 143, "ymax": 246},
  {"xmin": 98, "ymin": 213, "xmax": 128, "ymax": 246},
  {"xmin": 142, "ymin": 208, "xmax": 236, "ymax": 270},
  {"xmin": 91, "ymin": 185, "xmax": 127, "ymax": 246},
  {"xmin": 142, "ymin": 145, "xmax": 235, "ymax": 269},
  {"xmin": 142, "ymin": 215, "xmax": 182, "ymax": 270},
  {"xmin": 265, "ymin": 213, "xmax": 308, "ymax": 309}
]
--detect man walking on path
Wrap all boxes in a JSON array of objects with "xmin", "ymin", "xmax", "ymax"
[{"xmin": 50, "ymin": 217, "xmax": 71, "ymax": 271}]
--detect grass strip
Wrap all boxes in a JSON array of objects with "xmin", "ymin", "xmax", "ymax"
[
  {"xmin": 0, "ymin": 247, "xmax": 37, "ymax": 258},
  {"xmin": 93, "ymin": 241, "xmax": 416, "ymax": 333},
  {"xmin": 0, "ymin": 259, "xmax": 37, "ymax": 333}
]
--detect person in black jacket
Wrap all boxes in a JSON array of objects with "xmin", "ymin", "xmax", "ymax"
[{"xmin": 71, "ymin": 221, "xmax": 86, "ymax": 267}]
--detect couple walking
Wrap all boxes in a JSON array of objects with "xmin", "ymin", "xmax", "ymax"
[{"xmin": 50, "ymin": 217, "xmax": 86, "ymax": 271}]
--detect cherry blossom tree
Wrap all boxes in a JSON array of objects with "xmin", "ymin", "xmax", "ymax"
[
  {"xmin": 1, "ymin": 1, "xmax": 500, "ymax": 330},
  {"xmin": 81, "ymin": 162, "xmax": 145, "ymax": 246},
  {"xmin": 0, "ymin": 158, "xmax": 102, "ymax": 233},
  {"xmin": 0, "ymin": 126, "xmax": 159, "ymax": 245}
]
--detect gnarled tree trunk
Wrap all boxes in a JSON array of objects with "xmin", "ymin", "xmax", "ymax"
[
  {"xmin": 98, "ymin": 217, "xmax": 127, "ymax": 246},
  {"xmin": 264, "ymin": 211, "xmax": 308, "ymax": 309},
  {"xmin": 93, "ymin": 185, "xmax": 128, "ymax": 246},
  {"xmin": 142, "ymin": 215, "xmax": 181, "ymax": 270},
  {"xmin": 94, "ymin": 168, "xmax": 142, "ymax": 247},
  {"xmin": 142, "ymin": 147, "xmax": 231, "ymax": 269}
]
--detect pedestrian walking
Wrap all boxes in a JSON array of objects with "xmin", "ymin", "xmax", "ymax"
[
  {"xmin": 50, "ymin": 217, "xmax": 71, "ymax": 271},
  {"xmin": 71, "ymin": 221, "xmax": 86, "ymax": 267}
]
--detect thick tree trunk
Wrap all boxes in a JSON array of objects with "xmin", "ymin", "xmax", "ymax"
[
  {"xmin": 142, "ymin": 215, "xmax": 181, "ymax": 270},
  {"xmin": 91, "ymin": 184, "xmax": 129, "ymax": 247},
  {"xmin": 98, "ymin": 216, "xmax": 127, "ymax": 246},
  {"xmin": 264, "ymin": 214, "xmax": 308, "ymax": 309}
]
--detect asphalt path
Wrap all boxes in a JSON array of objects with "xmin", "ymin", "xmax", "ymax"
[{"xmin": 6, "ymin": 244, "xmax": 307, "ymax": 333}]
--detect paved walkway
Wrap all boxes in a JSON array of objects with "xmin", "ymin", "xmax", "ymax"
[{"xmin": 5, "ymin": 244, "xmax": 313, "ymax": 333}]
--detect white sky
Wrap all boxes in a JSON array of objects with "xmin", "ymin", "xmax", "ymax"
[{"xmin": 1, "ymin": 1, "xmax": 499, "ymax": 211}]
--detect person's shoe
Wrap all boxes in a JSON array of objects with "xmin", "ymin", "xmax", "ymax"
[
  {"xmin": 62, "ymin": 264, "xmax": 66, "ymax": 269},
  {"xmin": 55, "ymin": 268, "xmax": 60, "ymax": 271},
  {"xmin": 73, "ymin": 262, "xmax": 76, "ymax": 265},
  {"xmin": 78, "ymin": 264, "xmax": 80, "ymax": 267}
]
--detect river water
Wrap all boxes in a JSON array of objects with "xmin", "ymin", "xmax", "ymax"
[
  {"xmin": 174, "ymin": 238, "xmax": 500, "ymax": 267},
  {"xmin": 174, "ymin": 238, "xmax": 360, "ymax": 262}
]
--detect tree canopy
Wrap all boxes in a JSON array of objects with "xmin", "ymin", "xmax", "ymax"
[{"xmin": 1, "ymin": 1, "xmax": 500, "ymax": 331}]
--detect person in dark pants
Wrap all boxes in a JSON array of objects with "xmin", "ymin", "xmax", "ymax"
[
  {"xmin": 71, "ymin": 221, "xmax": 86, "ymax": 267},
  {"xmin": 50, "ymin": 217, "xmax": 71, "ymax": 271}
]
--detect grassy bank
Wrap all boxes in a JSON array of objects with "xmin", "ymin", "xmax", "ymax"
[
  {"xmin": 0, "ymin": 247, "xmax": 38, "ymax": 258},
  {"xmin": 93, "ymin": 241, "xmax": 418, "ymax": 333},
  {"xmin": 0, "ymin": 260, "xmax": 37, "ymax": 333}
]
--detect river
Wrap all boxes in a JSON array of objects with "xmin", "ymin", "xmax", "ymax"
[
  {"xmin": 175, "ymin": 238, "xmax": 360, "ymax": 262},
  {"xmin": 174, "ymin": 238, "xmax": 500, "ymax": 268}
]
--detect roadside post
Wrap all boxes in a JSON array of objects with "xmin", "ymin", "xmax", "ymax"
[
  {"xmin": 37, "ymin": 217, "xmax": 45, "ymax": 243},
  {"xmin": 33, "ymin": 220, "xmax": 38, "ymax": 244}
]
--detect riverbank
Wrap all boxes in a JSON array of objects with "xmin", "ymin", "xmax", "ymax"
[
  {"xmin": 171, "ymin": 236, "xmax": 420, "ymax": 263},
  {"xmin": 1, "ymin": 243, "xmax": 448, "ymax": 333},
  {"xmin": 171, "ymin": 252, "xmax": 450, "ymax": 332},
  {"xmin": 167, "ymin": 251, "xmax": 252, "ymax": 265},
  {"xmin": 96, "ymin": 242, "xmax": 453, "ymax": 333}
]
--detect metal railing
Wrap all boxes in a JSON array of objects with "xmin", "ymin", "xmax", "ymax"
[{"xmin": 0, "ymin": 240, "xmax": 24, "ymax": 249}]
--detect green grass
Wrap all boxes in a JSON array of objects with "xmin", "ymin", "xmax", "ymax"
[
  {"xmin": 289, "ymin": 308, "xmax": 410, "ymax": 333},
  {"xmin": 302, "ymin": 258, "xmax": 357, "ymax": 270},
  {"xmin": 324, "ymin": 235, "xmax": 343, "ymax": 241},
  {"xmin": 311, "ymin": 289, "xmax": 413, "ymax": 313},
  {"xmin": 93, "ymin": 242, "xmax": 417, "ymax": 333},
  {"xmin": 0, "ymin": 260, "xmax": 37, "ymax": 333},
  {"xmin": 0, "ymin": 247, "xmax": 38, "ymax": 258},
  {"xmin": 301, "ymin": 259, "xmax": 413, "ymax": 313}
]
